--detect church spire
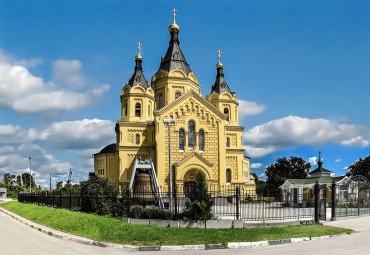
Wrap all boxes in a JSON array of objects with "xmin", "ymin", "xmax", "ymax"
[
  {"xmin": 159, "ymin": 8, "xmax": 191, "ymax": 74},
  {"xmin": 318, "ymin": 151, "xmax": 323, "ymax": 168},
  {"xmin": 127, "ymin": 42, "xmax": 148, "ymax": 88},
  {"xmin": 211, "ymin": 49, "xmax": 232, "ymax": 94}
]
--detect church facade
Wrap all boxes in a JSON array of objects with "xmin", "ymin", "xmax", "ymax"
[{"xmin": 94, "ymin": 12, "xmax": 255, "ymax": 192}]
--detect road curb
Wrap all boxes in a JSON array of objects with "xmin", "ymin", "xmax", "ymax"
[{"xmin": 0, "ymin": 206, "xmax": 349, "ymax": 251}]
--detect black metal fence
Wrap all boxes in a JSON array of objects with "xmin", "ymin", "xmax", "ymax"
[
  {"xmin": 334, "ymin": 191, "xmax": 370, "ymax": 218},
  {"xmin": 19, "ymin": 186, "xmax": 315, "ymax": 222}
]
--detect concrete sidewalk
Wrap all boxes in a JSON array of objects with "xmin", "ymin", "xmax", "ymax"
[{"xmin": 1, "ymin": 203, "xmax": 368, "ymax": 254}]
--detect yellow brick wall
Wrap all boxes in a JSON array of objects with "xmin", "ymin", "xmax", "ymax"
[{"xmin": 94, "ymin": 61, "xmax": 255, "ymax": 193}]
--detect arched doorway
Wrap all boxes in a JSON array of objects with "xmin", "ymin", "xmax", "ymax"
[{"xmin": 183, "ymin": 170, "xmax": 197, "ymax": 195}]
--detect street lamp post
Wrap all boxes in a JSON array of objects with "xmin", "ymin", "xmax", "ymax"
[
  {"xmin": 163, "ymin": 118, "xmax": 176, "ymax": 211},
  {"xmin": 29, "ymin": 157, "xmax": 32, "ymax": 192}
]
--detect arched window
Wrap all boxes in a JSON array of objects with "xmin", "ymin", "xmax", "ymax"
[
  {"xmin": 226, "ymin": 137, "xmax": 230, "ymax": 148},
  {"xmin": 199, "ymin": 130, "xmax": 204, "ymax": 152},
  {"xmin": 148, "ymin": 105, "xmax": 151, "ymax": 116},
  {"xmin": 136, "ymin": 134, "xmax": 140, "ymax": 145},
  {"xmin": 124, "ymin": 102, "xmax": 128, "ymax": 116},
  {"xmin": 175, "ymin": 92, "xmax": 181, "ymax": 99},
  {"xmin": 135, "ymin": 103, "xmax": 141, "ymax": 117},
  {"xmin": 226, "ymin": 169, "xmax": 231, "ymax": 183},
  {"xmin": 188, "ymin": 121, "xmax": 195, "ymax": 148},
  {"xmin": 179, "ymin": 129, "xmax": 185, "ymax": 151},
  {"xmin": 224, "ymin": 108, "xmax": 229, "ymax": 121},
  {"xmin": 158, "ymin": 94, "xmax": 164, "ymax": 109}
]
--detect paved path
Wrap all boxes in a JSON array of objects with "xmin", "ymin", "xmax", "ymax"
[
  {"xmin": 149, "ymin": 217, "xmax": 370, "ymax": 255},
  {"xmin": 1, "ymin": 204, "xmax": 370, "ymax": 254},
  {"xmin": 0, "ymin": 208, "xmax": 128, "ymax": 255}
]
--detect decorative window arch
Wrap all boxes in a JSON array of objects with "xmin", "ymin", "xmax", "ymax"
[
  {"xmin": 188, "ymin": 121, "xmax": 195, "ymax": 148},
  {"xmin": 175, "ymin": 92, "xmax": 181, "ymax": 99},
  {"xmin": 135, "ymin": 103, "xmax": 141, "ymax": 117},
  {"xmin": 158, "ymin": 93, "xmax": 164, "ymax": 109},
  {"xmin": 199, "ymin": 129, "xmax": 204, "ymax": 152},
  {"xmin": 224, "ymin": 108, "xmax": 229, "ymax": 121},
  {"xmin": 136, "ymin": 134, "xmax": 140, "ymax": 145},
  {"xmin": 179, "ymin": 128, "xmax": 185, "ymax": 151},
  {"xmin": 226, "ymin": 137, "xmax": 230, "ymax": 148},
  {"xmin": 226, "ymin": 169, "xmax": 231, "ymax": 183}
]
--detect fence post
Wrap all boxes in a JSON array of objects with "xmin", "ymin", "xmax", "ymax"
[
  {"xmin": 60, "ymin": 190, "xmax": 62, "ymax": 208},
  {"xmin": 69, "ymin": 189, "xmax": 72, "ymax": 211},
  {"xmin": 236, "ymin": 187, "xmax": 240, "ymax": 220},
  {"xmin": 126, "ymin": 188, "xmax": 131, "ymax": 218},
  {"xmin": 357, "ymin": 180, "xmax": 360, "ymax": 217},
  {"xmin": 174, "ymin": 186, "xmax": 178, "ymax": 220},
  {"xmin": 331, "ymin": 181, "xmax": 336, "ymax": 221},
  {"xmin": 314, "ymin": 181, "xmax": 320, "ymax": 223}
]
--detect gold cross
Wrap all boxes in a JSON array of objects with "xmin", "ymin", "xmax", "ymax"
[
  {"xmin": 172, "ymin": 8, "xmax": 178, "ymax": 23},
  {"xmin": 217, "ymin": 49, "xmax": 222, "ymax": 62},
  {"xmin": 319, "ymin": 151, "xmax": 321, "ymax": 160},
  {"xmin": 137, "ymin": 42, "xmax": 142, "ymax": 54}
]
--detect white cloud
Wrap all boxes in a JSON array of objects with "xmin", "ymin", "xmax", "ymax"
[
  {"xmin": 0, "ymin": 63, "xmax": 45, "ymax": 108},
  {"xmin": 342, "ymin": 136, "xmax": 369, "ymax": 147},
  {"xmin": 238, "ymin": 99, "xmax": 266, "ymax": 120},
  {"xmin": 335, "ymin": 159, "xmax": 343, "ymax": 163},
  {"xmin": 0, "ymin": 125, "xmax": 28, "ymax": 145},
  {"xmin": 29, "ymin": 119, "xmax": 115, "ymax": 149},
  {"xmin": 14, "ymin": 58, "xmax": 43, "ymax": 68},
  {"xmin": 0, "ymin": 118, "xmax": 116, "ymax": 187},
  {"xmin": 308, "ymin": 156, "xmax": 318, "ymax": 166},
  {"xmin": 53, "ymin": 59, "xmax": 86, "ymax": 89},
  {"xmin": 13, "ymin": 90, "xmax": 90, "ymax": 113},
  {"xmin": 0, "ymin": 50, "xmax": 109, "ymax": 114},
  {"xmin": 250, "ymin": 163, "xmax": 264, "ymax": 169},
  {"xmin": 243, "ymin": 116, "xmax": 370, "ymax": 157}
]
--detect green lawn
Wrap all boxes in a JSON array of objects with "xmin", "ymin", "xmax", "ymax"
[{"xmin": 0, "ymin": 202, "xmax": 353, "ymax": 246}]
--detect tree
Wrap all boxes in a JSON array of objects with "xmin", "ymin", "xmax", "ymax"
[
  {"xmin": 265, "ymin": 156, "xmax": 311, "ymax": 190},
  {"xmin": 21, "ymin": 173, "xmax": 37, "ymax": 191},
  {"xmin": 3, "ymin": 173, "xmax": 16, "ymax": 185},
  {"xmin": 55, "ymin": 181, "xmax": 64, "ymax": 191},
  {"xmin": 16, "ymin": 175, "xmax": 22, "ymax": 186},
  {"xmin": 348, "ymin": 155, "xmax": 370, "ymax": 180},
  {"xmin": 182, "ymin": 172, "xmax": 214, "ymax": 221},
  {"xmin": 251, "ymin": 173, "xmax": 268, "ymax": 195},
  {"xmin": 80, "ymin": 176, "xmax": 117, "ymax": 215}
]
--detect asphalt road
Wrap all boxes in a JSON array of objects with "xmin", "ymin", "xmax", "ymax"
[{"xmin": 1, "ymin": 207, "xmax": 370, "ymax": 255}]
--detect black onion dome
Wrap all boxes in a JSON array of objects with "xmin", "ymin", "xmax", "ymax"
[
  {"xmin": 98, "ymin": 143, "xmax": 117, "ymax": 154},
  {"xmin": 211, "ymin": 65, "xmax": 232, "ymax": 94},
  {"xmin": 127, "ymin": 58, "xmax": 149, "ymax": 88},
  {"xmin": 159, "ymin": 27, "xmax": 191, "ymax": 74}
]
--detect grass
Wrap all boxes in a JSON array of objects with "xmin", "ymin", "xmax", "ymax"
[{"xmin": 0, "ymin": 202, "xmax": 353, "ymax": 246}]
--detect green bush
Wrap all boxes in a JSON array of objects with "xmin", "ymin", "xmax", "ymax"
[
  {"xmin": 129, "ymin": 206, "xmax": 173, "ymax": 220},
  {"xmin": 182, "ymin": 172, "xmax": 214, "ymax": 221},
  {"xmin": 0, "ymin": 184, "xmax": 26, "ymax": 199},
  {"xmin": 80, "ymin": 176, "xmax": 118, "ymax": 216}
]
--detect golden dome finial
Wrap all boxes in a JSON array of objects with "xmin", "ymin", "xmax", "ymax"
[
  {"xmin": 216, "ymin": 49, "xmax": 223, "ymax": 68},
  {"xmin": 169, "ymin": 8, "xmax": 180, "ymax": 33},
  {"xmin": 135, "ymin": 41, "xmax": 143, "ymax": 61}
]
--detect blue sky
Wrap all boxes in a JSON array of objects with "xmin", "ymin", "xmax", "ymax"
[{"xmin": 0, "ymin": 0, "xmax": 369, "ymax": 187}]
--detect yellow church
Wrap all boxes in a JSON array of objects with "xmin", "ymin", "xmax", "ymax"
[{"xmin": 93, "ymin": 10, "xmax": 255, "ymax": 193}]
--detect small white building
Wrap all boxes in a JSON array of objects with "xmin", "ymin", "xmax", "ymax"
[
  {"xmin": 279, "ymin": 158, "xmax": 350, "ymax": 205},
  {"xmin": 0, "ymin": 188, "xmax": 7, "ymax": 200}
]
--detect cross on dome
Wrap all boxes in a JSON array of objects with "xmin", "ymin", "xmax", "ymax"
[
  {"xmin": 135, "ymin": 41, "xmax": 143, "ymax": 61},
  {"xmin": 216, "ymin": 49, "xmax": 223, "ymax": 68},
  {"xmin": 172, "ymin": 8, "xmax": 178, "ymax": 23}
]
